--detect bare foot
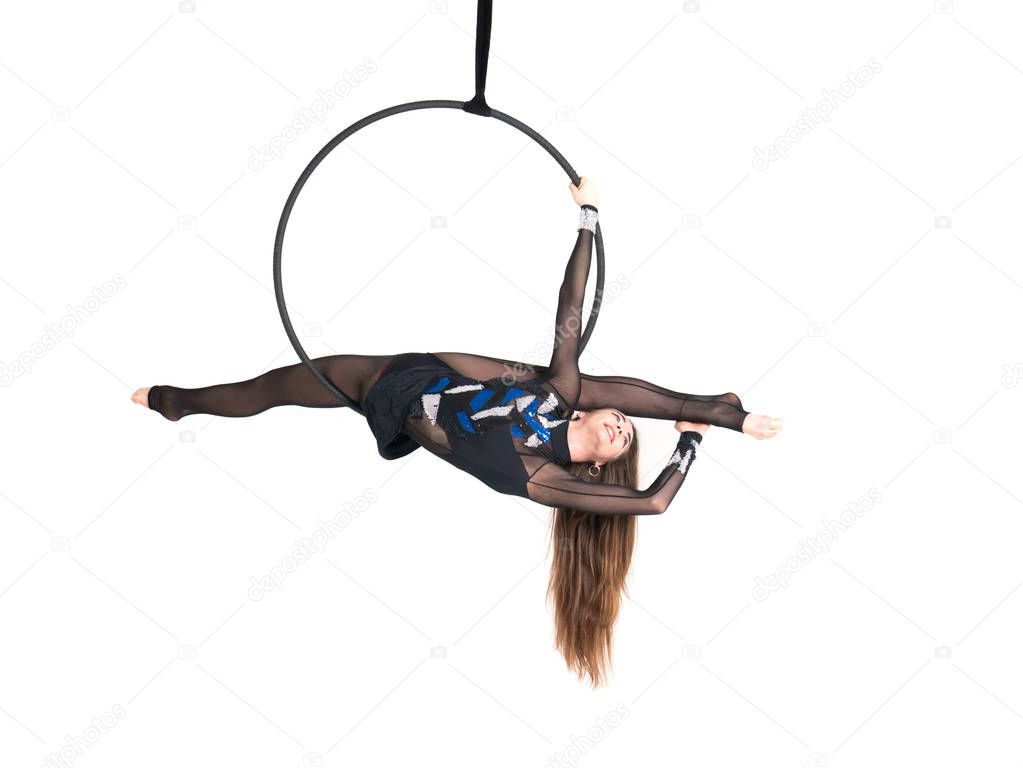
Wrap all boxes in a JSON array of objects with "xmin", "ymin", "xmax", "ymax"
[
  {"xmin": 742, "ymin": 413, "xmax": 783, "ymax": 440},
  {"xmin": 131, "ymin": 387, "xmax": 151, "ymax": 408}
]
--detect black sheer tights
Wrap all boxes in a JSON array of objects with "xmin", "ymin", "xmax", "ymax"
[{"xmin": 147, "ymin": 354, "xmax": 395, "ymax": 421}]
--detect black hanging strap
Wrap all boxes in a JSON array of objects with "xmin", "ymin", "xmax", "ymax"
[{"xmin": 463, "ymin": 0, "xmax": 493, "ymax": 116}]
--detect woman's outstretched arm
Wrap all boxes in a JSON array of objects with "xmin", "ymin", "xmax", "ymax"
[
  {"xmin": 526, "ymin": 429, "xmax": 704, "ymax": 516},
  {"xmin": 544, "ymin": 177, "xmax": 600, "ymax": 410},
  {"xmin": 578, "ymin": 373, "xmax": 750, "ymax": 432}
]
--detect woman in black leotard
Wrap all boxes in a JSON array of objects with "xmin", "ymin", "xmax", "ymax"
[{"xmin": 132, "ymin": 177, "xmax": 782, "ymax": 686}]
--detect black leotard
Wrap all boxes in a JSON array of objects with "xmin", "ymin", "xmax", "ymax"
[
  {"xmin": 358, "ymin": 205, "xmax": 747, "ymax": 516},
  {"xmin": 147, "ymin": 204, "xmax": 749, "ymax": 516},
  {"xmin": 362, "ymin": 349, "xmax": 699, "ymax": 515}
]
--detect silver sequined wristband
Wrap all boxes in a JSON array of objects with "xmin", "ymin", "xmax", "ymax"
[
  {"xmin": 669, "ymin": 431, "xmax": 701, "ymax": 474},
  {"xmin": 578, "ymin": 204, "xmax": 598, "ymax": 234}
]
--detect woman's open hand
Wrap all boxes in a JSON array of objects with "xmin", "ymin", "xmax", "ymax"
[
  {"xmin": 674, "ymin": 420, "xmax": 710, "ymax": 436},
  {"xmin": 569, "ymin": 176, "xmax": 599, "ymax": 208}
]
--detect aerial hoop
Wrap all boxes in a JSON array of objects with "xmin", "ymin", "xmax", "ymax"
[{"xmin": 273, "ymin": 3, "xmax": 606, "ymax": 404}]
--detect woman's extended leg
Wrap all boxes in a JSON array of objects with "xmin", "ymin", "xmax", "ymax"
[
  {"xmin": 142, "ymin": 353, "xmax": 396, "ymax": 421},
  {"xmin": 427, "ymin": 351, "xmax": 753, "ymax": 433},
  {"xmin": 577, "ymin": 373, "xmax": 749, "ymax": 431}
]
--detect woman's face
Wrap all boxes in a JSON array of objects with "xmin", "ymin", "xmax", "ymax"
[{"xmin": 577, "ymin": 408, "xmax": 634, "ymax": 465}]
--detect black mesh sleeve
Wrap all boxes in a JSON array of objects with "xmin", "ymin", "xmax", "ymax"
[
  {"xmin": 525, "ymin": 430, "xmax": 703, "ymax": 516},
  {"xmin": 543, "ymin": 204, "xmax": 598, "ymax": 410}
]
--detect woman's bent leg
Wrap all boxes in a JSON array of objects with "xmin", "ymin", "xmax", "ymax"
[{"xmin": 148, "ymin": 353, "xmax": 396, "ymax": 421}]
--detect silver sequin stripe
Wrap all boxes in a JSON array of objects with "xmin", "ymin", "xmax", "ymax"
[
  {"xmin": 579, "ymin": 207, "xmax": 598, "ymax": 234},
  {"xmin": 668, "ymin": 439, "xmax": 698, "ymax": 474}
]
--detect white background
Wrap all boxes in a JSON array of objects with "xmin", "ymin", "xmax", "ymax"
[{"xmin": 2, "ymin": 1, "xmax": 1022, "ymax": 766}]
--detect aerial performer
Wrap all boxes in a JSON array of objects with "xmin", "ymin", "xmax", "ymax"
[{"xmin": 132, "ymin": 177, "xmax": 783, "ymax": 686}]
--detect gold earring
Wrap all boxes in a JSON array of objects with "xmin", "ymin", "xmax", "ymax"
[{"xmin": 588, "ymin": 463, "xmax": 601, "ymax": 477}]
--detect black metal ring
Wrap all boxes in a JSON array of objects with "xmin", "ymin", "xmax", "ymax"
[{"xmin": 273, "ymin": 99, "xmax": 606, "ymax": 404}]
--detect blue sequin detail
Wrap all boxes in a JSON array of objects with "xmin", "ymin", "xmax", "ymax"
[
  {"xmin": 417, "ymin": 374, "xmax": 562, "ymax": 447},
  {"xmin": 523, "ymin": 393, "xmax": 553, "ymax": 440},
  {"xmin": 469, "ymin": 388, "xmax": 495, "ymax": 411},
  {"xmin": 522, "ymin": 411, "xmax": 550, "ymax": 443},
  {"xmin": 500, "ymin": 387, "xmax": 526, "ymax": 405},
  {"xmin": 424, "ymin": 376, "xmax": 449, "ymax": 393}
]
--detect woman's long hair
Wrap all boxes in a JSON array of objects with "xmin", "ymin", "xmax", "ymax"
[{"xmin": 546, "ymin": 414, "xmax": 641, "ymax": 688}]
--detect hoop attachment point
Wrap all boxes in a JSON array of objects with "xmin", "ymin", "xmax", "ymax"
[{"xmin": 462, "ymin": 95, "xmax": 492, "ymax": 117}]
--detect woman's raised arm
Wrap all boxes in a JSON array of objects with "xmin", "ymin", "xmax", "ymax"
[{"xmin": 544, "ymin": 177, "xmax": 600, "ymax": 409}]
